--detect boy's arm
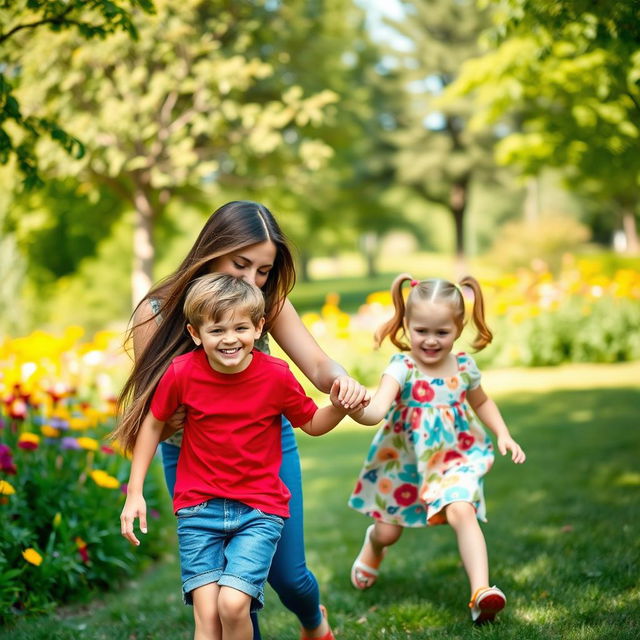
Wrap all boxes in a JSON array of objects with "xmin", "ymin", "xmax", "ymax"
[
  {"xmin": 298, "ymin": 380, "xmax": 348, "ymax": 436},
  {"xmin": 120, "ymin": 412, "xmax": 165, "ymax": 546},
  {"xmin": 349, "ymin": 374, "xmax": 400, "ymax": 425},
  {"xmin": 467, "ymin": 385, "xmax": 526, "ymax": 464}
]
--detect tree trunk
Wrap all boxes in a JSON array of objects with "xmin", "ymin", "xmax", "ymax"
[
  {"xmin": 360, "ymin": 231, "xmax": 379, "ymax": 278},
  {"xmin": 622, "ymin": 209, "xmax": 639, "ymax": 254},
  {"xmin": 298, "ymin": 248, "xmax": 311, "ymax": 283},
  {"xmin": 450, "ymin": 177, "xmax": 469, "ymax": 276},
  {"xmin": 131, "ymin": 185, "xmax": 155, "ymax": 309}
]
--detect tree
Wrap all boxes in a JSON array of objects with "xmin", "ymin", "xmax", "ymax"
[
  {"xmin": 379, "ymin": 0, "xmax": 500, "ymax": 265},
  {"xmin": 446, "ymin": 0, "xmax": 640, "ymax": 252},
  {"xmin": 0, "ymin": 0, "xmax": 154, "ymax": 188},
  {"xmin": 16, "ymin": 0, "xmax": 340, "ymax": 305}
]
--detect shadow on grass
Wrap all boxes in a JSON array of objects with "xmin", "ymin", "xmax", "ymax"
[{"xmin": 2, "ymin": 386, "xmax": 639, "ymax": 639}]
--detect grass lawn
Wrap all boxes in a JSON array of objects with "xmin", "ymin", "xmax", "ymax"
[{"xmin": 2, "ymin": 363, "xmax": 639, "ymax": 639}]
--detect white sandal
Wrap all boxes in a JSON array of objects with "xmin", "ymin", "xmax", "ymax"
[{"xmin": 350, "ymin": 524, "xmax": 386, "ymax": 590}]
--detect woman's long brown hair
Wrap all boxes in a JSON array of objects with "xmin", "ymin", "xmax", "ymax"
[
  {"xmin": 112, "ymin": 201, "xmax": 296, "ymax": 452},
  {"xmin": 374, "ymin": 273, "xmax": 493, "ymax": 352}
]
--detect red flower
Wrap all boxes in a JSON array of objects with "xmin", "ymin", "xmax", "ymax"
[
  {"xmin": 18, "ymin": 440, "xmax": 38, "ymax": 451},
  {"xmin": 411, "ymin": 380, "xmax": 434, "ymax": 403},
  {"xmin": 459, "ymin": 390, "xmax": 467, "ymax": 403},
  {"xmin": 458, "ymin": 432, "xmax": 475, "ymax": 450},
  {"xmin": 443, "ymin": 450, "xmax": 463, "ymax": 463},
  {"xmin": 409, "ymin": 407, "xmax": 422, "ymax": 430},
  {"xmin": 393, "ymin": 483, "xmax": 418, "ymax": 506},
  {"xmin": 353, "ymin": 481, "xmax": 362, "ymax": 495}
]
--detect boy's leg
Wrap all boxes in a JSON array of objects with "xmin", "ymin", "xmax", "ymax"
[
  {"xmin": 217, "ymin": 587, "xmax": 253, "ymax": 640},
  {"xmin": 159, "ymin": 441, "xmax": 179, "ymax": 495},
  {"xmin": 192, "ymin": 582, "xmax": 222, "ymax": 640}
]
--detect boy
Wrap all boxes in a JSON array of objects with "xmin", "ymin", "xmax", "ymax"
[{"xmin": 120, "ymin": 274, "xmax": 352, "ymax": 640}]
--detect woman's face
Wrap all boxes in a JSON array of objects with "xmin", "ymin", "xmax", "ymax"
[{"xmin": 208, "ymin": 241, "xmax": 277, "ymax": 289}]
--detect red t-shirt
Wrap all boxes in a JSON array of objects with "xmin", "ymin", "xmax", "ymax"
[{"xmin": 150, "ymin": 349, "xmax": 318, "ymax": 517}]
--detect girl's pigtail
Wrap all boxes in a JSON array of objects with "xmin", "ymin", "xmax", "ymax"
[
  {"xmin": 374, "ymin": 273, "xmax": 412, "ymax": 351},
  {"xmin": 459, "ymin": 275, "xmax": 493, "ymax": 351}
]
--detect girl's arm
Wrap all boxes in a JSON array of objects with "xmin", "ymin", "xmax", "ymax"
[
  {"xmin": 350, "ymin": 374, "xmax": 400, "ymax": 426},
  {"xmin": 270, "ymin": 298, "xmax": 369, "ymax": 409},
  {"xmin": 467, "ymin": 385, "xmax": 526, "ymax": 464},
  {"xmin": 120, "ymin": 412, "xmax": 165, "ymax": 546}
]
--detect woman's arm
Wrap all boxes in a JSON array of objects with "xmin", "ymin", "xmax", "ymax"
[
  {"xmin": 270, "ymin": 298, "xmax": 368, "ymax": 408},
  {"xmin": 467, "ymin": 385, "xmax": 526, "ymax": 463},
  {"xmin": 132, "ymin": 300, "xmax": 159, "ymax": 359}
]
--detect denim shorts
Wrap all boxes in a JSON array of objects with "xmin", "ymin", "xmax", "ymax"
[{"xmin": 176, "ymin": 498, "xmax": 284, "ymax": 610}]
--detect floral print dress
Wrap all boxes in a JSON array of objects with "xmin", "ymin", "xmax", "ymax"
[{"xmin": 348, "ymin": 352, "xmax": 494, "ymax": 527}]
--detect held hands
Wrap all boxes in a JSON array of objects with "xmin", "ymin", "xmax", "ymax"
[
  {"xmin": 330, "ymin": 375, "xmax": 371, "ymax": 411},
  {"xmin": 497, "ymin": 435, "xmax": 526, "ymax": 464},
  {"xmin": 120, "ymin": 493, "xmax": 148, "ymax": 546}
]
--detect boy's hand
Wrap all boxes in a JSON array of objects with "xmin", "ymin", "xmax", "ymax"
[
  {"xmin": 497, "ymin": 435, "xmax": 526, "ymax": 464},
  {"xmin": 120, "ymin": 493, "xmax": 148, "ymax": 546}
]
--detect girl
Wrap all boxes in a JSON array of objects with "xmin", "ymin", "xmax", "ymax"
[
  {"xmin": 347, "ymin": 273, "xmax": 525, "ymax": 624},
  {"xmin": 119, "ymin": 201, "xmax": 369, "ymax": 640}
]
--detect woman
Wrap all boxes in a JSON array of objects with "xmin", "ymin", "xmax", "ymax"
[{"xmin": 119, "ymin": 201, "xmax": 368, "ymax": 640}]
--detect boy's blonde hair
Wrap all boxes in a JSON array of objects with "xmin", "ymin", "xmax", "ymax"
[{"xmin": 184, "ymin": 274, "xmax": 265, "ymax": 329}]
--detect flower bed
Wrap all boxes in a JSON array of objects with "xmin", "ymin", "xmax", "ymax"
[{"xmin": 0, "ymin": 328, "xmax": 171, "ymax": 623}]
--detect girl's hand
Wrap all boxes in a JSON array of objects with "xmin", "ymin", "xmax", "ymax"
[
  {"xmin": 497, "ymin": 435, "xmax": 526, "ymax": 464},
  {"xmin": 120, "ymin": 493, "xmax": 148, "ymax": 546},
  {"xmin": 332, "ymin": 375, "xmax": 371, "ymax": 410}
]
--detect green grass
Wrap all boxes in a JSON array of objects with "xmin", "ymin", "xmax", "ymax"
[{"xmin": 2, "ymin": 366, "xmax": 639, "ymax": 639}]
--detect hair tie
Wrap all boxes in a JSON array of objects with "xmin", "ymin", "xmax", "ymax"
[
  {"xmin": 454, "ymin": 283, "xmax": 464, "ymax": 296},
  {"xmin": 410, "ymin": 279, "xmax": 419, "ymax": 288}
]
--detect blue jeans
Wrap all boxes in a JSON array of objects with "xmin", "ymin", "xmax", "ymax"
[
  {"xmin": 177, "ymin": 498, "xmax": 283, "ymax": 609},
  {"xmin": 160, "ymin": 417, "xmax": 322, "ymax": 638}
]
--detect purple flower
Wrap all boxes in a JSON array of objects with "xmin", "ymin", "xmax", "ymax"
[{"xmin": 61, "ymin": 437, "xmax": 81, "ymax": 450}]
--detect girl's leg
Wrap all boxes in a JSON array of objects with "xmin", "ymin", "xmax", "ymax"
[
  {"xmin": 192, "ymin": 582, "xmax": 222, "ymax": 640},
  {"xmin": 163, "ymin": 443, "xmax": 261, "ymax": 638},
  {"xmin": 351, "ymin": 520, "xmax": 403, "ymax": 589},
  {"xmin": 266, "ymin": 419, "xmax": 328, "ymax": 636},
  {"xmin": 444, "ymin": 501, "xmax": 489, "ymax": 595}
]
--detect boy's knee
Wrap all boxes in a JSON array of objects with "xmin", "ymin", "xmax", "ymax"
[{"xmin": 217, "ymin": 587, "xmax": 251, "ymax": 625}]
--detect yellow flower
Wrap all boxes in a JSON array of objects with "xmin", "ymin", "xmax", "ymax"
[
  {"xmin": 0, "ymin": 480, "xmax": 16, "ymax": 495},
  {"xmin": 41, "ymin": 425, "xmax": 61, "ymax": 438},
  {"xmin": 22, "ymin": 548, "xmax": 43, "ymax": 566},
  {"xmin": 53, "ymin": 512, "xmax": 62, "ymax": 528},
  {"xmin": 69, "ymin": 417, "xmax": 90, "ymax": 431},
  {"xmin": 18, "ymin": 432, "xmax": 40, "ymax": 446},
  {"xmin": 90, "ymin": 469, "xmax": 120, "ymax": 489},
  {"xmin": 77, "ymin": 437, "xmax": 99, "ymax": 451}
]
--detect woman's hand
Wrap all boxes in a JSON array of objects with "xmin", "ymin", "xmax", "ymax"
[
  {"xmin": 159, "ymin": 405, "xmax": 186, "ymax": 441},
  {"xmin": 331, "ymin": 375, "xmax": 371, "ymax": 410}
]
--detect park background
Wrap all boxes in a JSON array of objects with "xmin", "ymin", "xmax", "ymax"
[{"xmin": 0, "ymin": 0, "xmax": 639, "ymax": 638}]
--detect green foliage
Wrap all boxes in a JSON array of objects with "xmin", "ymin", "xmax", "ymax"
[
  {"xmin": 477, "ymin": 297, "xmax": 640, "ymax": 368},
  {"xmin": 447, "ymin": 0, "xmax": 640, "ymax": 217},
  {"xmin": 0, "ymin": 0, "xmax": 154, "ymax": 188},
  {"xmin": 0, "ymin": 393, "xmax": 172, "ymax": 624}
]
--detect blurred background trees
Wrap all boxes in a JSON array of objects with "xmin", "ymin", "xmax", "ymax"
[{"xmin": 1, "ymin": 0, "xmax": 638, "ymax": 335}]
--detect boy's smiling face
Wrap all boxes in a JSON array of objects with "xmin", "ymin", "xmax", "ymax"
[{"xmin": 187, "ymin": 309, "xmax": 264, "ymax": 374}]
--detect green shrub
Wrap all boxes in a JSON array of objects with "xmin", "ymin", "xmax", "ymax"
[{"xmin": 0, "ymin": 391, "xmax": 172, "ymax": 624}]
